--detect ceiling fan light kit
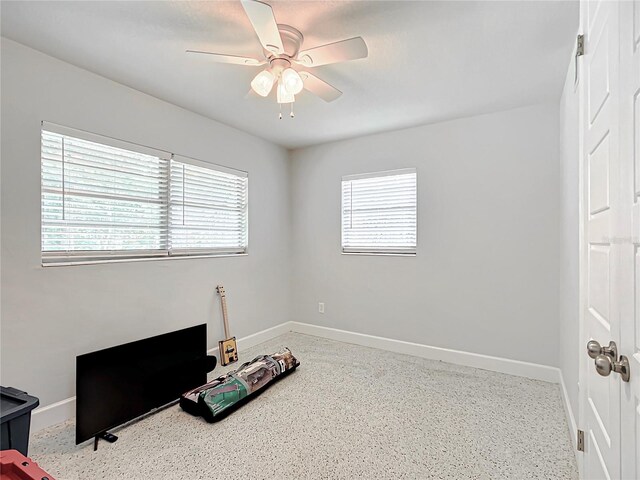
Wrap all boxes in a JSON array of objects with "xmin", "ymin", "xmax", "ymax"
[
  {"xmin": 250, "ymin": 69, "xmax": 275, "ymax": 97},
  {"xmin": 187, "ymin": 0, "xmax": 368, "ymax": 119},
  {"xmin": 281, "ymin": 68, "xmax": 303, "ymax": 95},
  {"xmin": 276, "ymin": 79, "xmax": 294, "ymax": 104}
]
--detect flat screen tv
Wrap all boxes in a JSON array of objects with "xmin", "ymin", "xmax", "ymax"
[{"xmin": 76, "ymin": 324, "xmax": 211, "ymax": 446}]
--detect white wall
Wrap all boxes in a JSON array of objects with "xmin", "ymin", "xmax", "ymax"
[
  {"xmin": 0, "ymin": 39, "xmax": 291, "ymax": 410},
  {"xmin": 0, "ymin": 36, "xmax": 571, "ymax": 429},
  {"xmin": 558, "ymin": 55, "xmax": 580, "ymax": 424},
  {"xmin": 290, "ymin": 103, "xmax": 561, "ymax": 366}
]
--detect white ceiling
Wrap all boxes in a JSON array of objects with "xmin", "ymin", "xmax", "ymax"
[{"xmin": 1, "ymin": 1, "xmax": 578, "ymax": 149}]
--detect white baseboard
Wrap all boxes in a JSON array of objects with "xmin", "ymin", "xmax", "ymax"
[
  {"xmin": 289, "ymin": 321, "xmax": 560, "ymax": 383},
  {"xmin": 559, "ymin": 372, "xmax": 578, "ymax": 445},
  {"xmin": 559, "ymin": 370, "xmax": 582, "ymax": 472},
  {"xmin": 30, "ymin": 396, "xmax": 76, "ymax": 433},
  {"xmin": 31, "ymin": 321, "xmax": 293, "ymax": 433}
]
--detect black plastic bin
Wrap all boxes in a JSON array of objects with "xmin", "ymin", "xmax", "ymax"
[{"xmin": 0, "ymin": 386, "xmax": 40, "ymax": 456}]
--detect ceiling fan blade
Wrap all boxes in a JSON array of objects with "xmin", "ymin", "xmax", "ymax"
[
  {"xmin": 186, "ymin": 50, "xmax": 265, "ymax": 66},
  {"xmin": 295, "ymin": 37, "xmax": 368, "ymax": 67},
  {"xmin": 241, "ymin": 0, "xmax": 284, "ymax": 55},
  {"xmin": 299, "ymin": 72, "xmax": 342, "ymax": 102}
]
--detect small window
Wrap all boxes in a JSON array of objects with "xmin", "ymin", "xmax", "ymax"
[
  {"xmin": 41, "ymin": 123, "xmax": 248, "ymax": 264},
  {"xmin": 341, "ymin": 168, "xmax": 417, "ymax": 255}
]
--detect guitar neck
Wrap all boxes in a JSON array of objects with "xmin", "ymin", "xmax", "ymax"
[{"xmin": 220, "ymin": 295, "xmax": 231, "ymax": 339}]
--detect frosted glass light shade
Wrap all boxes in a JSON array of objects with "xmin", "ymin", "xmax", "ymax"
[
  {"xmin": 277, "ymin": 80, "xmax": 295, "ymax": 104},
  {"xmin": 250, "ymin": 69, "xmax": 275, "ymax": 97},
  {"xmin": 281, "ymin": 68, "xmax": 304, "ymax": 95}
]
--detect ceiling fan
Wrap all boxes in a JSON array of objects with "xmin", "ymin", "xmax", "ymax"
[{"xmin": 187, "ymin": 0, "xmax": 368, "ymax": 118}]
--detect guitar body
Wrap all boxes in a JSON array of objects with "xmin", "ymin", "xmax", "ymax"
[
  {"xmin": 216, "ymin": 285, "xmax": 238, "ymax": 366},
  {"xmin": 218, "ymin": 337, "xmax": 238, "ymax": 366}
]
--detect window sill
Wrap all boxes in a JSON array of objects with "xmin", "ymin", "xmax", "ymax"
[
  {"xmin": 341, "ymin": 251, "xmax": 416, "ymax": 257},
  {"xmin": 42, "ymin": 252, "xmax": 248, "ymax": 267}
]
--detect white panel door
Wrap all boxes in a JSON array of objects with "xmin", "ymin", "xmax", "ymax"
[
  {"xmin": 580, "ymin": 0, "xmax": 639, "ymax": 478},
  {"xmin": 620, "ymin": 0, "xmax": 640, "ymax": 478},
  {"xmin": 581, "ymin": 0, "xmax": 621, "ymax": 478}
]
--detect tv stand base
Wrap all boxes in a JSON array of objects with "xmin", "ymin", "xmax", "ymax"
[{"xmin": 94, "ymin": 431, "xmax": 118, "ymax": 451}]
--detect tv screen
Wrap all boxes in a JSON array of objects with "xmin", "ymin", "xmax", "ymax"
[{"xmin": 76, "ymin": 324, "xmax": 208, "ymax": 444}]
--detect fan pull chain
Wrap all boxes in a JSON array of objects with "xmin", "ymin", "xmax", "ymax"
[{"xmin": 277, "ymin": 103, "xmax": 296, "ymax": 119}]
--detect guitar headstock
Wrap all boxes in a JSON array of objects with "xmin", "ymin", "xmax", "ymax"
[{"xmin": 216, "ymin": 284, "xmax": 226, "ymax": 297}]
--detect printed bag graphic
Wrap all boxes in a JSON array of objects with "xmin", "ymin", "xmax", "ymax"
[{"xmin": 180, "ymin": 348, "xmax": 299, "ymax": 421}]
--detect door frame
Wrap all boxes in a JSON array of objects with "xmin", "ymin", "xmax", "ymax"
[{"xmin": 577, "ymin": 4, "xmax": 587, "ymax": 472}]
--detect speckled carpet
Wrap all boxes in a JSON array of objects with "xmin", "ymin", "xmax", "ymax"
[{"xmin": 30, "ymin": 332, "xmax": 578, "ymax": 479}]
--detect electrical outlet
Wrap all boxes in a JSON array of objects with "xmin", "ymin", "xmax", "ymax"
[{"xmin": 318, "ymin": 302, "xmax": 325, "ymax": 314}]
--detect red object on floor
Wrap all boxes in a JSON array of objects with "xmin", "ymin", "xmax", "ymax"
[{"xmin": 0, "ymin": 450, "xmax": 54, "ymax": 480}]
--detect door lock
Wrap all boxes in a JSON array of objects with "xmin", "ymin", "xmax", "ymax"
[{"xmin": 586, "ymin": 340, "xmax": 630, "ymax": 382}]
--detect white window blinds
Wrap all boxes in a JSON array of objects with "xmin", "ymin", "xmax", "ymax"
[
  {"xmin": 170, "ymin": 156, "xmax": 248, "ymax": 255},
  {"xmin": 41, "ymin": 128, "xmax": 170, "ymax": 258},
  {"xmin": 341, "ymin": 168, "xmax": 417, "ymax": 254},
  {"xmin": 41, "ymin": 123, "xmax": 248, "ymax": 264}
]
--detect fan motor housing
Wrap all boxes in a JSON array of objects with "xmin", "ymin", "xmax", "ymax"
[
  {"xmin": 269, "ymin": 57, "xmax": 291, "ymax": 75},
  {"xmin": 268, "ymin": 24, "xmax": 303, "ymax": 59}
]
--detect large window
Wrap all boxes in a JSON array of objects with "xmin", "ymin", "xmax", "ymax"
[
  {"xmin": 341, "ymin": 168, "xmax": 417, "ymax": 255},
  {"xmin": 41, "ymin": 123, "xmax": 248, "ymax": 264}
]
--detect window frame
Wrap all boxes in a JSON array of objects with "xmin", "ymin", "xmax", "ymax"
[
  {"xmin": 40, "ymin": 122, "xmax": 249, "ymax": 266},
  {"xmin": 341, "ymin": 167, "xmax": 417, "ymax": 256}
]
